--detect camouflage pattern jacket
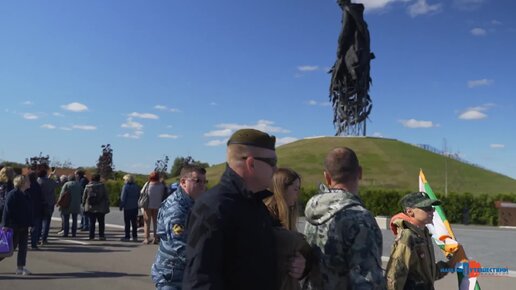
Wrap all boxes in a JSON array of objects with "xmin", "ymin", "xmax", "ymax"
[
  {"xmin": 151, "ymin": 186, "xmax": 194, "ymax": 289},
  {"xmin": 385, "ymin": 214, "xmax": 448, "ymax": 290},
  {"xmin": 302, "ymin": 185, "xmax": 385, "ymax": 290}
]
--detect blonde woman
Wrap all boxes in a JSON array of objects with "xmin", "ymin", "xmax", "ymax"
[
  {"xmin": 265, "ymin": 168, "xmax": 301, "ymax": 231},
  {"xmin": 264, "ymin": 168, "xmax": 311, "ymax": 290},
  {"xmin": 2, "ymin": 175, "xmax": 32, "ymax": 275},
  {"xmin": 0, "ymin": 167, "xmax": 16, "ymax": 225}
]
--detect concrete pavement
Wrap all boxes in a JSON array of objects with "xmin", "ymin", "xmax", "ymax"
[{"xmin": 1, "ymin": 210, "xmax": 514, "ymax": 289}]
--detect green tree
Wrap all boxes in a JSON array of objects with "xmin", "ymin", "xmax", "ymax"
[
  {"xmin": 170, "ymin": 156, "xmax": 209, "ymax": 177},
  {"xmin": 96, "ymin": 144, "xmax": 114, "ymax": 180}
]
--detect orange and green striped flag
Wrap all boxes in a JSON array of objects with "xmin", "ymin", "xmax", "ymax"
[{"xmin": 419, "ymin": 169, "xmax": 481, "ymax": 290}]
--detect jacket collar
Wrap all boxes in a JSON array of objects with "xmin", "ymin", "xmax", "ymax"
[{"xmin": 220, "ymin": 165, "xmax": 273, "ymax": 201}]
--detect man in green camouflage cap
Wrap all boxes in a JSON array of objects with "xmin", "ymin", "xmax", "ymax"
[
  {"xmin": 302, "ymin": 147, "xmax": 385, "ymax": 289},
  {"xmin": 385, "ymin": 192, "xmax": 462, "ymax": 290},
  {"xmin": 183, "ymin": 128, "xmax": 305, "ymax": 290}
]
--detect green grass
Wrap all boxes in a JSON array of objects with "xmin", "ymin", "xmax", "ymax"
[{"xmin": 206, "ymin": 137, "xmax": 516, "ymax": 195}]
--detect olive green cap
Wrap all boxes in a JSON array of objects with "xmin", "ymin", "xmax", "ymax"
[
  {"xmin": 400, "ymin": 191, "xmax": 442, "ymax": 208},
  {"xmin": 227, "ymin": 129, "xmax": 276, "ymax": 150}
]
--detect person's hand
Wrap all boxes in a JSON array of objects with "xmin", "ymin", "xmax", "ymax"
[
  {"xmin": 447, "ymin": 244, "xmax": 466, "ymax": 268},
  {"xmin": 288, "ymin": 252, "xmax": 306, "ymax": 279}
]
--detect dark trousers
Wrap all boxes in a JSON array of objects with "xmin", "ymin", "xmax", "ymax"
[
  {"xmin": 62, "ymin": 213, "xmax": 78, "ymax": 237},
  {"xmin": 80, "ymin": 207, "xmax": 89, "ymax": 230},
  {"xmin": 41, "ymin": 206, "xmax": 54, "ymax": 242},
  {"xmin": 124, "ymin": 208, "xmax": 138, "ymax": 239},
  {"xmin": 30, "ymin": 217, "xmax": 42, "ymax": 247},
  {"xmin": 87, "ymin": 212, "xmax": 105, "ymax": 239},
  {"xmin": 13, "ymin": 227, "xmax": 29, "ymax": 267}
]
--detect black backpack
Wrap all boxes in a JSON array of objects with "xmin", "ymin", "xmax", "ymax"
[{"xmin": 87, "ymin": 186, "xmax": 100, "ymax": 205}]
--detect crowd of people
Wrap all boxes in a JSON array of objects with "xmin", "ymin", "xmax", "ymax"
[{"xmin": 1, "ymin": 128, "xmax": 464, "ymax": 290}]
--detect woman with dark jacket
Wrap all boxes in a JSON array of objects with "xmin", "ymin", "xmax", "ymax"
[
  {"xmin": 82, "ymin": 174, "xmax": 110, "ymax": 240},
  {"xmin": 0, "ymin": 166, "xmax": 15, "ymax": 225},
  {"xmin": 119, "ymin": 174, "xmax": 140, "ymax": 242},
  {"xmin": 1, "ymin": 175, "xmax": 33, "ymax": 275}
]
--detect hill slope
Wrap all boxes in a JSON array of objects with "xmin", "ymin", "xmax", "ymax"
[{"xmin": 206, "ymin": 137, "xmax": 516, "ymax": 195}]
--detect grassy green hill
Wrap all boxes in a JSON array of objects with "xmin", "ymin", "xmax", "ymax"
[{"xmin": 206, "ymin": 137, "xmax": 516, "ymax": 195}]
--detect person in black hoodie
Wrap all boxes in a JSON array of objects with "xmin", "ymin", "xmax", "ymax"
[
  {"xmin": 183, "ymin": 129, "xmax": 305, "ymax": 290},
  {"xmin": 1, "ymin": 175, "xmax": 33, "ymax": 275},
  {"xmin": 27, "ymin": 172, "xmax": 44, "ymax": 249}
]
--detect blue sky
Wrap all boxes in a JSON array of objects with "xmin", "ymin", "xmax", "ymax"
[{"xmin": 1, "ymin": 0, "xmax": 515, "ymax": 179}]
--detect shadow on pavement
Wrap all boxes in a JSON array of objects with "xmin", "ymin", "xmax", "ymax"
[{"xmin": 0, "ymin": 271, "xmax": 148, "ymax": 280}]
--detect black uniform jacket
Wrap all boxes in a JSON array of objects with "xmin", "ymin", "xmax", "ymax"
[{"xmin": 183, "ymin": 165, "xmax": 277, "ymax": 290}]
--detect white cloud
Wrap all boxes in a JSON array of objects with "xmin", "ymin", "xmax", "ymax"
[
  {"xmin": 467, "ymin": 78, "xmax": 493, "ymax": 88},
  {"xmin": 166, "ymin": 125, "xmax": 173, "ymax": 128},
  {"xmin": 204, "ymin": 129, "xmax": 233, "ymax": 137},
  {"xmin": 276, "ymin": 137, "xmax": 299, "ymax": 146},
  {"xmin": 399, "ymin": 119, "xmax": 435, "ymax": 128},
  {"xmin": 307, "ymin": 100, "xmax": 331, "ymax": 107},
  {"xmin": 60, "ymin": 127, "xmax": 72, "ymax": 131},
  {"xmin": 128, "ymin": 112, "xmax": 159, "ymax": 119},
  {"xmin": 53, "ymin": 112, "xmax": 65, "ymax": 117},
  {"xmin": 22, "ymin": 101, "xmax": 33, "ymax": 105},
  {"xmin": 41, "ymin": 124, "xmax": 56, "ymax": 129},
  {"xmin": 407, "ymin": 0, "xmax": 442, "ymax": 17},
  {"xmin": 459, "ymin": 110, "xmax": 487, "ymax": 120},
  {"xmin": 153, "ymin": 105, "xmax": 180, "ymax": 113},
  {"xmin": 205, "ymin": 139, "xmax": 227, "ymax": 147},
  {"xmin": 491, "ymin": 20, "xmax": 502, "ymax": 25},
  {"xmin": 297, "ymin": 65, "xmax": 319, "ymax": 72},
  {"xmin": 209, "ymin": 120, "xmax": 290, "ymax": 135},
  {"xmin": 458, "ymin": 104, "xmax": 493, "ymax": 120},
  {"xmin": 61, "ymin": 102, "xmax": 88, "ymax": 112},
  {"xmin": 154, "ymin": 105, "xmax": 167, "ymax": 110},
  {"xmin": 72, "ymin": 125, "xmax": 97, "ymax": 130},
  {"xmin": 372, "ymin": 132, "xmax": 383, "ymax": 137},
  {"xmin": 158, "ymin": 134, "xmax": 179, "ymax": 139},
  {"xmin": 490, "ymin": 144, "xmax": 505, "ymax": 149},
  {"xmin": 470, "ymin": 27, "xmax": 487, "ymax": 36},
  {"xmin": 119, "ymin": 131, "xmax": 144, "ymax": 139},
  {"xmin": 23, "ymin": 113, "xmax": 38, "ymax": 120},
  {"xmin": 210, "ymin": 102, "xmax": 218, "ymax": 106},
  {"xmin": 121, "ymin": 118, "xmax": 143, "ymax": 130},
  {"xmin": 204, "ymin": 120, "xmax": 291, "ymax": 146},
  {"xmin": 357, "ymin": 0, "xmax": 408, "ymax": 10}
]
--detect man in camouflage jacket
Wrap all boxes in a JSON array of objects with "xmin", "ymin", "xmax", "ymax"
[
  {"xmin": 303, "ymin": 147, "xmax": 385, "ymax": 290},
  {"xmin": 151, "ymin": 165, "xmax": 207, "ymax": 290},
  {"xmin": 385, "ymin": 192, "xmax": 462, "ymax": 290}
]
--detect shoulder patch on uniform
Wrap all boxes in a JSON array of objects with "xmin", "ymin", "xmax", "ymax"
[{"xmin": 172, "ymin": 224, "xmax": 184, "ymax": 236}]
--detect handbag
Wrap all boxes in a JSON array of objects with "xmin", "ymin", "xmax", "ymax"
[
  {"xmin": 138, "ymin": 182, "xmax": 150, "ymax": 209},
  {"xmin": 57, "ymin": 191, "xmax": 71, "ymax": 209},
  {"xmin": 0, "ymin": 228, "xmax": 14, "ymax": 258}
]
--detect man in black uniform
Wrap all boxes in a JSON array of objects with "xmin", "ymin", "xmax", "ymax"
[{"xmin": 183, "ymin": 128, "xmax": 305, "ymax": 290}]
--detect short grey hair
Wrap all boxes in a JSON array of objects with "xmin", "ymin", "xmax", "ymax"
[{"xmin": 123, "ymin": 174, "xmax": 134, "ymax": 183}]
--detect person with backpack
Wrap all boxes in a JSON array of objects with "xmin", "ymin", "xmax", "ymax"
[{"xmin": 82, "ymin": 174, "xmax": 110, "ymax": 240}]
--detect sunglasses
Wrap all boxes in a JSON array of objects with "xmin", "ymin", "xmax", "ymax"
[
  {"xmin": 242, "ymin": 156, "xmax": 278, "ymax": 167},
  {"xmin": 418, "ymin": 206, "xmax": 435, "ymax": 212},
  {"xmin": 186, "ymin": 178, "xmax": 208, "ymax": 184}
]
